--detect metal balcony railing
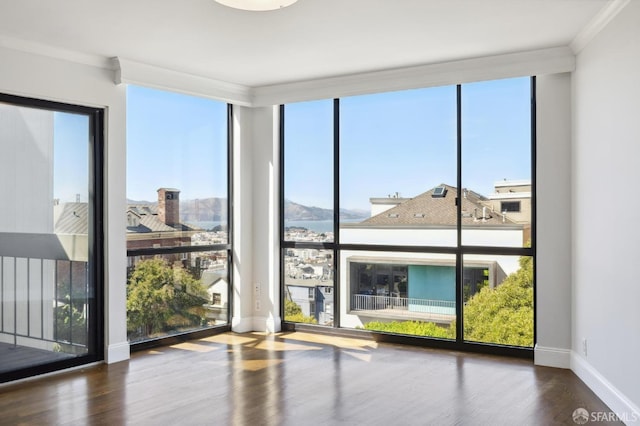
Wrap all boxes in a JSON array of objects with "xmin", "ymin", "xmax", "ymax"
[
  {"xmin": 351, "ymin": 294, "xmax": 455, "ymax": 315},
  {"xmin": 0, "ymin": 249, "xmax": 90, "ymax": 354}
]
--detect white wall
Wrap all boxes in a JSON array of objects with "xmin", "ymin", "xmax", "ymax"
[
  {"xmin": 232, "ymin": 106, "xmax": 281, "ymax": 333},
  {"xmin": 0, "ymin": 46, "xmax": 129, "ymax": 364},
  {"xmin": 0, "ymin": 105, "xmax": 54, "ymax": 233},
  {"xmin": 231, "ymin": 106, "xmax": 254, "ymax": 332},
  {"xmin": 534, "ymin": 73, "xmax": 573, "ymax": 367},
  {"xmin": 572, "ymin": 0, "xmax": 640, "ymax": 418}
]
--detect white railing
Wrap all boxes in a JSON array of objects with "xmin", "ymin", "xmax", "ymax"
[{"xmin": 351, "ymin": 294, "xmax": 455, "ymax": 315}]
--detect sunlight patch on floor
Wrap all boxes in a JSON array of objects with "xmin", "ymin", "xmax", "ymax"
[
  {"xmin": 170, "ymin": 342, "xmax": 220, "ymax": 353},
  {"xmin": 254, "ymin": 339, "xmax": 322, "ymax": 352},
  {"xmin": 282, "ymin": 332, "xmax": 378, "ymax": 351},
  {"xmin": 200, "ymin": 334, "xmax": 258, "ymax": 346}
]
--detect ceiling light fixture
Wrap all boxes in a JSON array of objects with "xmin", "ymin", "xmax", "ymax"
[{"xmin": 214, "ymin": 0, "xmax": 298, "ymax": 11}]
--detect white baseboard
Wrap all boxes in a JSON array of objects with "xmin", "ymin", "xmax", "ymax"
[
  {"xmin": 250, "ymin": 316, "xmax": 281, "ymax": 333},
  {"xmin": 571, "ymin": 352, "xmax": 640, "ymax": 424},
  {"xmin": 264, "ymin": 316, "xmax": 282, "ymax": 333},
  {"xmin": 105, "ymin": 341, "xmax": 130, "ymax": 364},
  {"xmin": 231, "ymin": 316, "xmax": 255, "ymax": 333},
  {"xmin": 232, "ymin": 316, "xmax": 282, "ymax": 333},
  {"xmin": 534, "ymin": 345, "xmax": 571, "ymax": 368}
]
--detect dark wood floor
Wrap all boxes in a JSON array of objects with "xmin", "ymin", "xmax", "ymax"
[
  {"xmin": 0, "ymin": 332, "xmax": 621, "ymax": 425},
  {"xmin": 0, "ymin": 342, "xmax": 74, "ymax": 373}
]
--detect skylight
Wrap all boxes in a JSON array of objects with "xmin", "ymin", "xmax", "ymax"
[{"xmin": 432, "ymin": 186, "xmax": 447, "ymax": 198}]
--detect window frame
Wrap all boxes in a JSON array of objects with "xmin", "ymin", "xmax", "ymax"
[
  {"xmin": 125, "ymin": 102, "xmax": 234, "ymax": 351},
  {"xmin": 0, "ymin": 92, "xmax": 105, "ymax": 383},
  {"xmin": 280, "ymin": 78, "xmax": 536, "ymax": 358}
]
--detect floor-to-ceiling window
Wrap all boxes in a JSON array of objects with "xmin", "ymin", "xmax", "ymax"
[
  {"xmin": 126, "ymin": 86, "xmax": 231, "ymax": 345},
  {"xmin": 0, "ymin": 93, "xmax": 104, "ymax": 382},
  {"xmin": 281, "ymin": 77, "xmax": 534, "ymax": 355}
]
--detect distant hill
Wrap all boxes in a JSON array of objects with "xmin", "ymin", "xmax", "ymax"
[
  {"xmin": 126, "ymin": 198, "xmax": 154, "ymax": 205},
  {"xmin": 284, "ymin": 199, "xmax": 367, "ymax": 221},
  {"xmin": 126, "ymin": 197, "xmax": 367, "ymax": 222}
]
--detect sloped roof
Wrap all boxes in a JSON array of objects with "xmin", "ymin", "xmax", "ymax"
[
  {"xmin": 126, "ymin": 204, "xmax": 199, "ymax": 234},
  {"xmin": 356, "ymin": 184, "xmax": 518, "ymax": 227},
  {"xmin": 54, "ymin": 202, "xmax": 88, "ymax": 235},
  {"xmin": 54, "ymin": 202, "xmax": 199, "ymax": 235}
]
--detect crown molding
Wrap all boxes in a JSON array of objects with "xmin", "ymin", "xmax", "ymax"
[
  {"xmin": 251, "ymin": 47, "xmax": 575, "ymax": 106},
  {"xmin": 114, "ymin": 57, "xmax": 253, "ymax": 106},
  {"xmin": 0, "ymin": 34, "xmax": 576, "ymax": 108},
  {"xmin": 0, "ymin": 35, "xmax": 113, "ymax": 70},
  {"xmin": 570, "ymin": 0, "xmax": 631, "ymax": 54}
]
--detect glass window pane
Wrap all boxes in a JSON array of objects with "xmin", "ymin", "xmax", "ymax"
[
  {"xmin": 126, "ymin": 86, "xmax": 229, "ymax": 343},
  {"xmin": 463, "ymin": 254, "xmax": 533, "ymax": 347},
  {"xmin": 0, "ymin": 102, "xmax": 94, "ymax": 373},
  {"xmin": 284, "ymin": 100, "xmax": 334, "ymax": 242},
  {"xmin": 126, "ymin": 86, "xmax": 228, "ymax": 247},
  {"xmin": 461, "ymin": 77, "xmax": 532, "ymax": 247},
  {"xmin": 126, "ymin": 250, "xmax": 229, "ymax": 342},
  {"xmin": 284, "ymin": 249, "xmax": 334, "ymax": 326},
  {"xmin": 340, "ymin": 250, "xmax": 456, "ymax": 339},
  {"xmin": 340, "ymin": 87, "xmax": 457, "ymax": 247}
]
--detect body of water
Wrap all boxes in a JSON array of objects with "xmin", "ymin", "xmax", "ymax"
[
  {"xmin": 285, "ymin": 218, "xmax": 364, "ymax": 233},
  {"xmin": 285, "ymin": 220, "xmax": 334, "ymax": 233}
]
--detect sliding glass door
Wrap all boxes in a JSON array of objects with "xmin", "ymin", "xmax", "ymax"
[{"xmin": 0, "ymin": 94, "xmax": 103, "ymax": 382}]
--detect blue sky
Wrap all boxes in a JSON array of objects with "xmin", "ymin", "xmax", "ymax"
[
  {"xmin": 54, "ymin": 77, "xmax": 530, "ymax": 208},
  {"xmin": 54, "ymin": 112, "xmax": 89, "ymax": 202},
  {"xmin": 285, "ymin": 77, "xmax": 531, "ymax": 211},
  {"xmin": 126, "ymin": 85, "xmax": 228, "ymax": 202}
]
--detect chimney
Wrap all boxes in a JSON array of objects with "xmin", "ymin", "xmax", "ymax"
[{"xmin": 158, "ymin": 188, "xmax": 180, "ymax": 226}]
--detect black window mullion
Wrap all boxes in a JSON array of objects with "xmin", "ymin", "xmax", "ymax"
[
  {"xmin": 227, "ymin": 103, "xmax": 234, "ymax": 323},
  {"xmin": 333, "ymin": 98, "xmax": 340, "ymax": 328},
  {"xmin": 279, "ymin": 104, "xmax": 286, "ymax": 323},
  {"xmin": 530, "ymin": 76, "xmax": 537, "ymax": 346},
  {"xmin": 456, "ymin": 84, "xmax": 464, "ymax": 343}
]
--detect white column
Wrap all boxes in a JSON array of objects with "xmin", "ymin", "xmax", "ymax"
[
  {"xmin": 231, "ymin": 105, "xmax": 281, "ymax": 333},
  {"xmin": 534, "ymin": 72, "xmax": 572, "ymax": 368}
]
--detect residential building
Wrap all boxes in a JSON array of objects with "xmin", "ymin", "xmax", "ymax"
[{"xmin": 484, "ymin": 179, "xmax": 532, "ymax": 225}]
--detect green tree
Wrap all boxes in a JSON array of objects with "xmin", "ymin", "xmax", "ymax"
[
  {"xmin": 127, "ymin": 258, "xmax": 209, "ymax": 339},
  {"xmin": 463, "ymin": 255, "xmax": 533, "ymax": 347},
  {"xmin": 54, "ymin": 295, "xmax": 87, "ymax": 348},
  {"xmin": 363, "ymin": 320, "xmax": 453, "ymax": 339},
  {"xmin": 284, "ymin": 299, "xmax": 317, "ymax": 324}
]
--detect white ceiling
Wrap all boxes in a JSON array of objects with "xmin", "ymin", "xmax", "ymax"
[{"xmin": 0, "ymin": 0, "xmax": 611, "ymax": 88}]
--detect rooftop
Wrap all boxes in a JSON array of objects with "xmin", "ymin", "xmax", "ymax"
[{"xmin": 352, "ymin": 184, "xmax": 518, "ymax": 228}]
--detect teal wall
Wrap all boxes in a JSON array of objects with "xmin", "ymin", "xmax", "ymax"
[{"xmin": 407, "ymin": 265, "xmax": 455, "ymax": 302}]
